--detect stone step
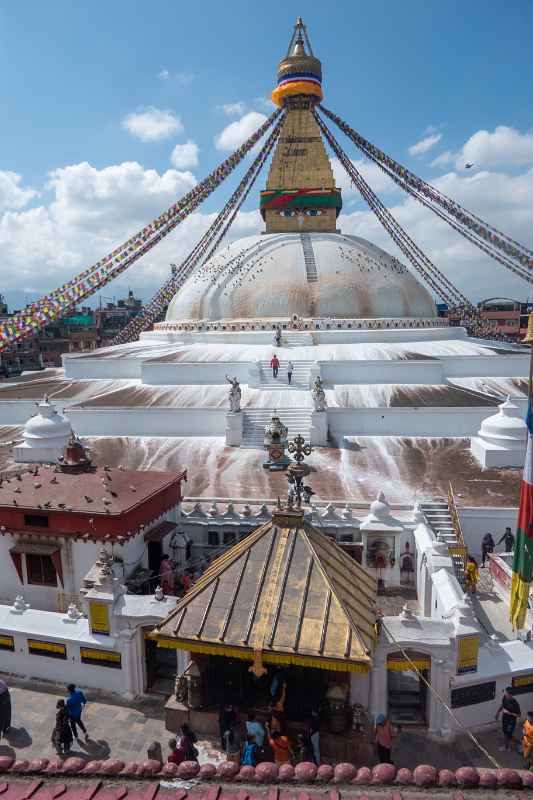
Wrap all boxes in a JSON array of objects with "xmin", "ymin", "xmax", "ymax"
[{"xmin": 242, "ymin": 407, "xmax": 313, "ymax": 447}]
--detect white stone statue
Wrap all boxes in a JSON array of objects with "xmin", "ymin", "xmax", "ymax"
[
  {"xmin": 311, "ymin": 376, "xmax": 327, "ymax": 412},
  {"xmin": 225, "ymin": 375, "xmax": 241, "ymax": 413}
]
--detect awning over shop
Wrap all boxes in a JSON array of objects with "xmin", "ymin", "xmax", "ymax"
[{"xmin": 152, "ymin": 508, "xmax": 377, "ymax": 673}]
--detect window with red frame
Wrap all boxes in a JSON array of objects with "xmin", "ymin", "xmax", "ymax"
[{"xmin": 26, "ymin": 554, "xmax": 57, "ymax": 586}]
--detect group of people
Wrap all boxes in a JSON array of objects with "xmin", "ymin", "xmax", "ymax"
[
  {"xmin": 215, "ymin": 675, "xmax": 320, "ymax": 769},
  {"xmin": 481, "ymin": 527, "xmax": 515, "ymax": 566},
  {"xmin": 270, "ymin": 354, "xmax": 294, "ymax": 384},
  {"xmin": 167, "ymin": 723, "xmax": 199, "ymax": 765},
  {"xmin": 52, "ymin": 684, "xmax": 89, "ymax": 755},
  {"xmin": 464, "ymin": 527, "xmax": 516, "ymax": 595},
  {"xmin": 159, "ymin": 556, "xmax": 196, "ymax": 597}
]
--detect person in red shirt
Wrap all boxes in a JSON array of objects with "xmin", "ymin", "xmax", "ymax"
[
  {"xmin": 271, "ymin": 354, "xmax": 280, "ymax": 378},
  {"xmin": 167, "ymin": 737, "xmax": 186, "ymax": 765},
  {"xmin": 374, "ymin": 713, "xmax": 394, "ymax": 763}
]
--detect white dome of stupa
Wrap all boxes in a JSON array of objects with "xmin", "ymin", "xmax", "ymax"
[
  {"xmin": 166, "ymin": 232, "xmax": 437, "ymax": 322},
  {"xmin": 13, "ymin": 395, "xmax": 72, "ymax": 464}
]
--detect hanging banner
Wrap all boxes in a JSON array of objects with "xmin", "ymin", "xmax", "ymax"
[
  {"xmin": 457, "ymin": 634, "xmax": 480, "ymax": 674},
  {"xmin": 89, "ymin": 601, "xmax": 110, "ymax": 635}
]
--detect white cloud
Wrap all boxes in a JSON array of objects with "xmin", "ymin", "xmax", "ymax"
[
  {"xmin": 431, "ymin": 126, "xmax": 533, "ymax": 170},
  {"xmin": 214, "ymin": 111, "xmax": 267, "ymax": 151},
  {"xmin": 121, "ymin": 107, "xmax": 184, "ymax": 142},
  {"xmin": 218, "ymin": 102, "xmax": 247, "ymax": 116},
  {"xmin": 408, "ymin": 133, "xmax": 442, "ymax": 157},
  {"xmin": 460, "ymin": 126, "xmax": 533, "ymax": 168},
  {"xmin": 157, "ymin": 69, "xmax": 194, "ymax": 85},
  {"xmin": 339, "ymin": 166, "xmax": 533, "ymax": 300},
  {"xmin": 170, "ymin": 140, "xmax": 199, "ymax": 169},
  {"xmin": 2, "ymin": 149, "xmax": 533, "ymax": 308},
  {"xmin": 331, "ymin": 157, "xmax": 398, "ymax": 197},
  {"xmin": 0, "ymin": 161, "xmax": 197, "ymax": 296},
  {"xmin": 430, "ymin": 150, "xmax": 454, "ymax": 168},
  {"xmin": 0, "ymin": 171, "xmax": 38, "ymax": 211},
  {"xmin": 253, "ymin": 96, "xmax": 275, "ymax": 111}
]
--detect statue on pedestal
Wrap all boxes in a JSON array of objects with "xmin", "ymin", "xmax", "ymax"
[
  {"xmin": 225, "ymin": 375, "xmax": 241, "ymax": 413},
  {"xmin": 311, "ymin": 376, "xmax": 327, "ymax": 411}
]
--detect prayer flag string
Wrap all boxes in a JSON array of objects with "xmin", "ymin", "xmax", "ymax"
[{"xmin": 0, "ymin": 109, "xmax": 282, "ymax": 352}]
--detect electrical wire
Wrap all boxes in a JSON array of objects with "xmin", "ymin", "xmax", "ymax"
[{"xmin": 379, "ymin": 618, "xmax": 501, "ymax": 769}]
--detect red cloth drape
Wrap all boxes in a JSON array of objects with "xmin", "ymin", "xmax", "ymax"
[
  {"xmin": 9, "ymin": 550, "xmax": 23, "ymax": 583},
  {"xmin": 51, "ymin": 549, "xmax": 64, "ymax": 587}
]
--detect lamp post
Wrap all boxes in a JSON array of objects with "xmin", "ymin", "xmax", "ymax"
[{"xmin": 286, "ymin": 434, "xmax": 314, "ymax": 507}]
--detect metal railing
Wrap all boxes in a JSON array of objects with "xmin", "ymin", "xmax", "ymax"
[{"xmin": 447, "ymin": 482, "xmax": 467, "ymax": 585}]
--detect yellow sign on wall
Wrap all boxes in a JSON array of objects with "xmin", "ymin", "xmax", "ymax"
[
  {"xmin": 457, "ymin": 634, "xmax": 480, "ymax": 674},
  {"xmin": 89, "ymin": 601, "xmax": 110, "ymax": 635}
]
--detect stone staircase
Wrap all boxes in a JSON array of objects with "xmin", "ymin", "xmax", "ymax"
[
  {"xmin": 258, "ymin": 359, "xmax": 312, "ymax": 388},
  {"xmin": 242, "ymin": 408, "xmax": 313, "ymax": 448},
  {"xmin": 420, "ymin": 499, "xmax": 467, "ymax": 589},
  {"xmin": 300, "ymin": 233, "xmax": 319, "ymax": 283}
]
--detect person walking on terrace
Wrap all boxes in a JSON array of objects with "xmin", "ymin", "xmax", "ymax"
[
  {"xmin": 271, "ymin": 354, "xmax": 280, "ymax": 378},
  {"xmin": 498, "ymin": 527, "xmax": 515, "ymax": 553},
  {"xmin": 66, "ymin": 683, "xmax": 88, "ymax": 741},
  {"xmin": 481, "ymin": 532, "xmax": 495, "ymax": 568},
  {"xmin": 496, "ymin": 686, "xmax": 521, "ymax": 751},
  {"xmin": 287, "ymin": 361, "xmax": 294, "ymax": 385},
  {"xmin": 53, "ymin": 699, "xmax": 73, "ymax": 756}
]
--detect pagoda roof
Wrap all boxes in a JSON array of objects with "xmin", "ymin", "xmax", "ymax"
[
  {"xmin": 153, "ymin": 509, "xmax": 377, "ymax": 672},
  {"xmin": 0, "ymin": 465, "xmax": 186, "ymax": 518}
]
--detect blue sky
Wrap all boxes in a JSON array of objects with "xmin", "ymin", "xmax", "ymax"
[{"xmin": 1, "ymin": 0, "xmax": 532, "ymax": 308}]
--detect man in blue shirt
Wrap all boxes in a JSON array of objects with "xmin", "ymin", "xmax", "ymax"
[{"xmin": 66, "ymin": 684, "xmax": 88, "ymax": 740}]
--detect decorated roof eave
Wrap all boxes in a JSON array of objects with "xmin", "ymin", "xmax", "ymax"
[{"xmin": 149, "ymin": 633, "xmax": 371, "ymax": 673}]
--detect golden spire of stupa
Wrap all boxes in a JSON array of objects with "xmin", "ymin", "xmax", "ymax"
[{"xmin": 260, "ymin": 19, "xmax": 341, "ymax": 234}]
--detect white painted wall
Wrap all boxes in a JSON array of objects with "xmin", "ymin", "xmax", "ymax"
[
  {"xmin": 458, "ymin": 507, "xmax": 518, "ymax": 555},
  {"xmin": 440, "ymin": 355, "xmax": 529, "ymax": 378},
  {"xmin": 451, "ymin": 641, "xmax": 533, "ymax": 731},
  {"xmin": 0, "ymin": 627, "xmax": 126, "ymax": 692},
  {"xmin": 320, "ymin": 360, "xmax": 444, "ymax": 385},
  {"xmin": 328, "ymin": 407, "xmax": 493, "ymax": 437},
  {"xmin": 142, "ymin": 361, "xmax": 252, "ymax": 386},
  {"xmin": 0, "ymin": 400, "xmax": 72, "ymax": 425},
  {"xmin": 67, "ymin": 407, "xmax": 226, "ymax": 437}
]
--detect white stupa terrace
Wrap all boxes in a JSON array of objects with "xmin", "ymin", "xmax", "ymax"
[{"xmin": 0, "ymin": 314, "xmax": 527, "ymax": 508}]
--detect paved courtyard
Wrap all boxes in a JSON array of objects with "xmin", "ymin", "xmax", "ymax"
[{"xmin": 0, "ymin": 677, "xmax": 527, "ymax": 771}]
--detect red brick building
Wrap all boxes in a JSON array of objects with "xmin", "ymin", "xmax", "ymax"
[{"xmin": 0, "ymin": 444, "xmax": 187, "ymax": 612}]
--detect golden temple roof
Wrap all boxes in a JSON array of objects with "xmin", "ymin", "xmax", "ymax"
[{"xmin": 152, "ymin": 509, "xmax": 377, "ymax": 672}]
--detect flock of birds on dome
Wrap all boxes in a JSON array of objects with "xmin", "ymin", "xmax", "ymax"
[
  {"xmin": 336, "ymin": 243, "xmax": 410, "ymax": 278},
  {"xmin": 185, "ymin": 234, "xmax": 415, "ymax": 305}
]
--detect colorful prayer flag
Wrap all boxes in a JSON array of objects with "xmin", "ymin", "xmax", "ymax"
[{"xmin": 510, "ymin": 402, "xmax": 533, "ymax": 629}]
